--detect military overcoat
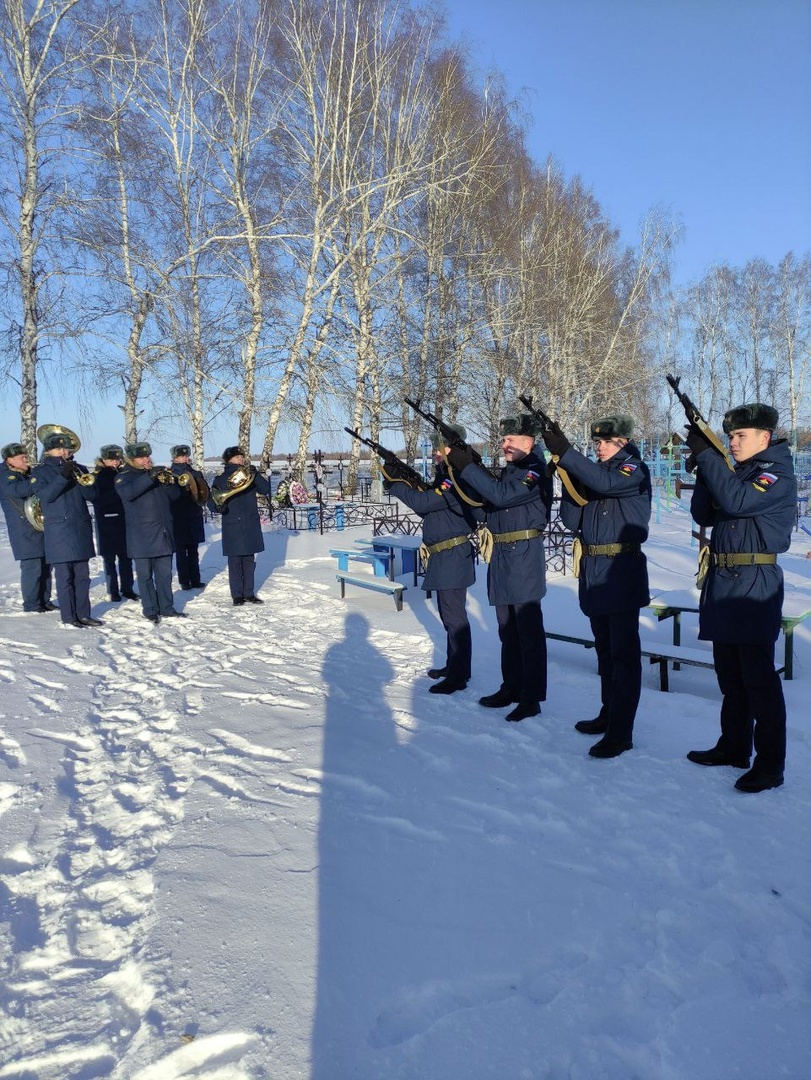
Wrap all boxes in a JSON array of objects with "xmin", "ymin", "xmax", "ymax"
[
  {"xmin": 557, "ymin": 443, "xmax": 652, "ymax": 617},
  {"xmin": 93, "ymin": 465, "xmax": 128, "ymax": 559},
  {"xmin": 170, "ymin": 463, "xmax": 206, "ymax": 546},
  {"xmin": 31, "ymin": 456, "xmax": 97, "ymax": 563},
  {"xmin": 388, "ymin": 467, "xmax": 483, "ymax": 592},
  {"xmin": 459, "ymin": 450, "xmax": 552, "ymax": 605},
  {"xmin": 115, "ymin": 466, "xmax": 181, "ymax": 559},
  {"xmin": 209, "ymin": 466, "xmax": 272, "ymax": 556},
  {"xmin": 0, "ymin": 462, "xmax": 45, "ymax": 561},
  {"xmin": 690, "ymin": 440, "xmax": 796, "ymax": 644}
]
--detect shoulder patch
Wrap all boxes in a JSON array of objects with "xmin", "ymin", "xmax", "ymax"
[
  {"xmin": 752, "ymin": 471, "xmax": 778, "ymax": 492},
  {"xmin": 522, "ymin": 468, "xmax": 540, "ymax": 488},
  {"xmin": 618, "ymin": 462, "xmax": 639, "ymax": 476},
  {"xmin": 440, "ymin": 478, "xmax": 453, "ymax": 491}
]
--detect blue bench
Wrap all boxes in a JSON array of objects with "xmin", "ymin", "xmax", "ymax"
[
  {"xmin": 335, "ymin": 573, "xmax": 405, "ymax": 611},
  {"xmin": 329, "ymin": 548, "xmax": 392, "ymax": 578}
]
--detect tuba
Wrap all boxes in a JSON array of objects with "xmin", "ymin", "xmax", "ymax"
[
  {"xmin": 37, "ymin": 423, "xmax": 81, "ymax": 453},
  {"xmin": 210, "ymin": 464, "xmax": 255, "ymax": 508}
]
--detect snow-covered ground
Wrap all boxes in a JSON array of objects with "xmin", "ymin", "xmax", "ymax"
[{"xmin": 0, "ymin": 501, "xmax": 809, "ymax": 1080}]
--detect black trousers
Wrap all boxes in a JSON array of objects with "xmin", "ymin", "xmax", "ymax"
[
  {"xmin": 589, "ymin": 608, "xmax": 642, "ymax": 744},
  {"xmin": 20, "ymin": 556, "xmax": 52, "ymax": 611},
  {"xmin": 496, "ymin": 601, "xmax": 547, "ymax": 704},
  {"xmin": 435, "ymin": 588, "xmax": 471, "ymax": 682},
  {"xmin": 54, "ymin": 560, "xmax": 91, "ymax": 624},
  {"xmin": 228, "ymin": 555, "xmax": 256, "ymax": 599},
  {"xmin": 102, "ymin": 552, "xmax": 134, "ymax": 598},
  {"xmin": 134, "ymin": 555, "xmax": 175, "ymax": 617},
  {"xmin": 175, "ymin": 544, "xmax": 201, "ymax": 588},
  {"xmin": 713, "ymin": 641, "xmax": 786, "ymax": 774}
]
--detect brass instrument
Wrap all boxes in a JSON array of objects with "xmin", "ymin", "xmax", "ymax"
[
  {"xmin": 24, "ymin": 495, "xmax": 44, "ymax": 531},
  {"xmin": 179, "ymin": 471, "xmax": 210, "ymax": 505},
  {"xmin": 36, "ymin": 423, "xmax": 81, "ymax": 453},
  {"xmin": 210, "ymin": 464, "xmax": 255, "ymax": 508}
]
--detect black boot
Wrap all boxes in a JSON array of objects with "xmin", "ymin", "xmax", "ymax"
[
  {"xmin": 427, "ymin": 667, "xmax": 448, "ymax": 680},
  {"xmin": 478, "ymin": 688, "xmax": 518, "ymax": 708},
  {"xmin": 429, "ymin": 678, "xmax": 467, "ymax": 695},
  {"xmin": 687, "ymin": 747, "xmax": 750, "ymax": 769},
  {"xmin": 589, "ymin": 737, "xmax": 632, "ymax": 758},
  {"xmin": 734, "ymin": 768, "xmax": 784, "ymax": 793},
  {"xmin": 505, "ymin": 702, "xmax": 540, "ymax": 722},
  {"xmin": 575, "ymin": 716, "xmax": 608, "ymax": 735}
]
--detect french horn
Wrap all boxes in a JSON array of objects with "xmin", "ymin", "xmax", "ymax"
[
  {"xmin": 210, "ymin": 464, "xmax": 255, "ymax": 508},
  {"xmin": 36, "ymin": 423, "xmax": 81, "ymax": 452}
]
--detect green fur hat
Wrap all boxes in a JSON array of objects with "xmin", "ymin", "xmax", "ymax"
[
  {"xmin": 499, "ymin": 414, "xmax": 542, "ymax": 438},
  {"xmin": 590, "ymin": 415, "xmax": 634, "ymax": 439},
  {"xmin": 722, "ymin": 403, "xmax": 778, "ymax": 434}
]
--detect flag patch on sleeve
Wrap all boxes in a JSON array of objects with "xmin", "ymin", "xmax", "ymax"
[
  {"xmin": 752, "ymin": 471, "xmax": 778, "ymax": 492},
  {"xmin": 522, "ymin": 469, "xmax": 540, "ymax": 487},
  {"xmin": 618, "ymin": 462, "xmax": 639, "ymax": 476},
  {"xmin": 440, "ymin": 478, "xmax": 453, "ymax": 491}
]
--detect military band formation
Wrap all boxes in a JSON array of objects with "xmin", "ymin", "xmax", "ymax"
[{"xmin": 1, "ymin": 382, "xmax": 798, "ymax": 796}]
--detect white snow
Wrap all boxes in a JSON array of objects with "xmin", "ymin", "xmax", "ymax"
[{"xmin": 0, "ymin": 503, "xmax": 809, "ymax": 1079}]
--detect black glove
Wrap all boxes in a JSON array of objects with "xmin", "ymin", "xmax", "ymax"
[
  {"xmin": 541, "ymin": 422, "xmax": 571, "ymax": 458},
  {"xmin": 446, "ymin": 444, "xmax": 475, "ymax": 471},
  {"xmin": 684, "ymin": 424, "xmax": 713, "ymax": 460},
  {"xmin": 60, "ymin": 457, "xmax": 77, "ymax": 479}
]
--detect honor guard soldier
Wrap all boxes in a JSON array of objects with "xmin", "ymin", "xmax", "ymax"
[
  {"xmin": 116, "ymin": 442, "xmax": 187, "ymax": 624},
  {"xmin": 94, "ymin": 445, "xmax": 137, "ymax": 602},
  {"xmin": 0, "ymin": 441, "xmax": 55, "ymax": 613},
  {"xmin": 684, "ymin": 402, "xmax": 796, "ymax": 793},
  {"xmin": 542, "ymin": 415, "xmax": 651, "ymax": 758},
  {"xmin": 446, "ymin": 414, "xmax": 553, "ymax": 721},
  {"xmin": 32, "ymin": 429, "xmax": 102, "ymax": 628},
  {"xmin": 386, "ymin": 424, "xmax": 484, "ymax": 695},
  {"xmin": 169, "ymin": 444, "xmax": 207, "ymax": 590},
  {"xmin": 209, "ymin": 447, "xmax": 272, "ymax": 605}
]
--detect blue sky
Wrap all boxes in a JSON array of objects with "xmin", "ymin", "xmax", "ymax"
[{"xmin": 439, "ymin": 0, "xmax": 811, "ymax": 284}]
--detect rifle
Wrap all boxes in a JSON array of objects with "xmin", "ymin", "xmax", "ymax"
[
  {"xmin": 344, "ymin": 427, "xmax": 428, "ymax": 490},
  {"xmin": 404, "ymin": 398, "xmax": 489, "ymax": 469},
  {"xmin": 517, "ymin": 394, "xmax": 587, "ymax": 507},
  {"xmin": 666, "ymin": 374, "xmax": 734, "ymax": 471}
]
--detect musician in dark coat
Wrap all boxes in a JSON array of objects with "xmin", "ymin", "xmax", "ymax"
[
  {"xmin": 93, "ymin": 445, "xmax": 137, "ymax": 602},
  {"xmin": 447, "ymin": 414, "xmax": 553, "ymax": 722},
  {"xmin": 209, "ymin": 446, "xmax": 272, "ymax": 605},
  {"xmin": 0, "ymin": 441, "xmax": 54, "ymax": 613},
  {"xmin": 169, "ymin": 444, "xmax": 207, "ymax": 590},
  {"xmin": 386, "ymin": 424, "xmax": 484, "ymax": 695},
  {"xmin": 685, "ymin": 402, "xmax": 796, "ymax": 793},
  {"xmin": 31, "ymin": 432, "xmax": 101, "ymax": 628},
  {"xmin": 544, "ymin": 414, "xmax": 652, "ymax": 758},
  {"xmin": 116, "ymin": 442, "xmax": 186, "ymax": 624}
]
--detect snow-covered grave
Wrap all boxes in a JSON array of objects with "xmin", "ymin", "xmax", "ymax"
[{"xmin": 0, "ymin": 504, "xmax": 809, "ymax": 1079}]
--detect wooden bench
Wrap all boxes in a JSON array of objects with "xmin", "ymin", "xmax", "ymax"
[
  {"xmin": 544, "ymin": 631, "xmax": 713, "ymax": 693},
  {"xmin": 329, "ymin": 548, "xmax": 392, "ymax": 578},
  {"xmin": 640, "ymin": 641, "xmax": 715, "ymax": 692},
  {"xmin": 546, "ymin": 631, "xmax": 595, "ymax": 650},
  {"xmin": 335, "ymin": 572, "xmax": 405, "ymax": 611}
]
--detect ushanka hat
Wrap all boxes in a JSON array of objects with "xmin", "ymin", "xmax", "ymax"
[
  {"xmin": 126, "ymin": 441, "xmax": 152, "ymax": 458},
  {"xmin": 42, "ymin": 431, "xmax": 74, "ymax": 451},
  {"xmin": 222, "ymin": 445, "xmax": 245, "ymax": 462},
  {"xmin": 171, "ymin": 444, "xmax": 191, "ymax": 457},
  {"xmin": 2, "ymin": 442, "xmax": 26, "ymax": 459},
  {"xmin": 430, "ymin": 423, "xmax": 466, "ymax": 449},
  {"xmin": 100, "ymin": 444, "xmax": 123, "ymax": 460},
  {"xmin": 722, "ymin": 402, "xmax": 778, "ymax": 434},
  {"xmin": 499, "ymin": 414, "xmax": 542, "ymax": 438},
  {"xmin": 590, "ymin": 414, "xmax": 634, "ymax": 439}
]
